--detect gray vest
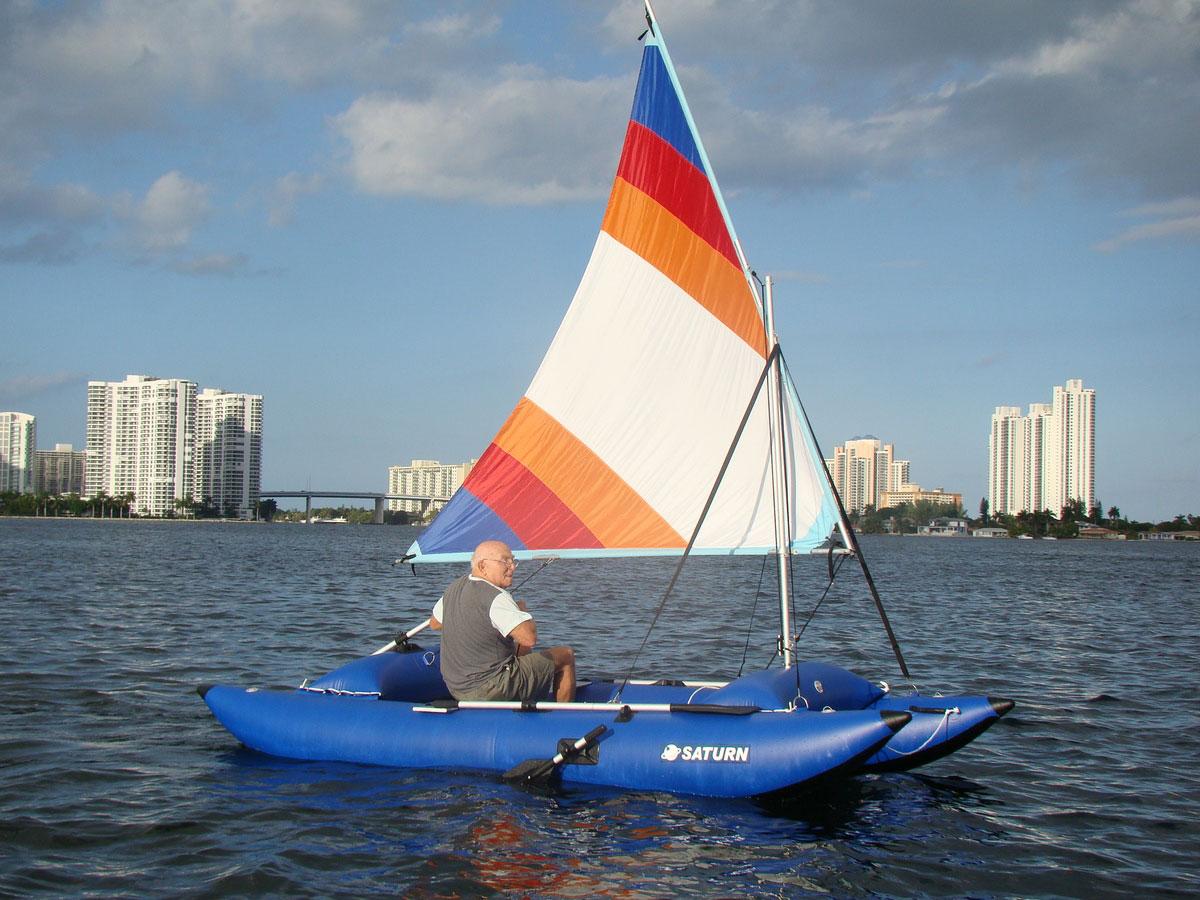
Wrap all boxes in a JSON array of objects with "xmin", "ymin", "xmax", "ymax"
[{"xmin": 437, "ymin": 574, "xmax": 516, "ymax": 696}]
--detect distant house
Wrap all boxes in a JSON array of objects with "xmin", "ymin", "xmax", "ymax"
[
  {"xmin": 972, "ymin": 526, "xmax": 1009, "ymax": 538},
  {"xmin": 1138, "ymin": 530, "xmax": 1199, "ymax": 541},
  {"xmin": 1078, "ymin": 526, "xmax": 1126, "ymax": 540},
  {"xmin": 918, "ymin": 517, "xmax": 969, "ymax": 537}
]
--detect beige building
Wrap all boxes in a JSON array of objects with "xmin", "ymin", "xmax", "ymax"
[
  {"xmin": 825, "ymin": 438, "xmax": 912, "ymax": 514},
  {"xmin": 878, "ymin": 486, "xmax": 963, "ymax": 510},
  {"xmin": 388, "ymin": 459, "xmax": 477, "ymax": 515}
]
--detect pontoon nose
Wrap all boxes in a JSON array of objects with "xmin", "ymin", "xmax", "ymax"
[
  {"xmin": 880, "ymin": 710, "xmax": 912, "ymax": 733},
  {"xmin": 989, "ymin": 697, "xmax": 1015, "ymax": 717}
]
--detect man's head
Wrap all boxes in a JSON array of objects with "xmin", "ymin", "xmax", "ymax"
[{"xmin": 471, "ymin": 540, "xmax": 517, "ymax": 588}]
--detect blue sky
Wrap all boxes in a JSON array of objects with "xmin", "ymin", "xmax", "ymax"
[{"xmin": 2, "ymin": 0, "xmax": 1197, "ymax": 521}]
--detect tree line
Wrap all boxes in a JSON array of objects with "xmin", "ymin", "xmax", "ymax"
[
  {"xmin": 850, "ymin": 496, "xmax": 1199, "ymax": 539},
  {"xmin": 0, "ymin": 490, "xmax": 277, "ymax": 520}
]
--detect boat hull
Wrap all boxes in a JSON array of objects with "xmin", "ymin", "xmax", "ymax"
[
  {"xmin": 199, "ymin": 649, "xmax": 1010, "ymax": 797},
  {"xmin": 200, "ymin": 683, "xmax": 904, "ymax": 799}
]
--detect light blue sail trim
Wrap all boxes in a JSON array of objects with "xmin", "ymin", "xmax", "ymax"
[
  {"xmin": 644, "ymin": 5, "xmax": 764, "ymax": 321},
  {"xmin": 410, "ymin": 544, "xmax": 818, "ymax": 565}
]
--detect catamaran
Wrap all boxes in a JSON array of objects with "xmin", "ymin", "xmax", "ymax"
[{"xmin": 201, "ymin": 3, "xmax": 1012, "ymax": 800}]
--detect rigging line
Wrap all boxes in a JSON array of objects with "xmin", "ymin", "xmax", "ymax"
[
  {"xmin": 511, "ymin": 556, "xmax": 558, "ymax": 592},
  {"xmin": 614, "ymin": 345, "xmax": 782, "ymax": 701},
  {"xmin": 793, "ymin": 552, "xmax": 847, "ymax": 644},
  {"xmin": 778, "ymin": 352, "xmax": 915, "ymax": 686},
  {"xmin": 737, "ymin": 554, "xmax": 772, "ymax": 678}
]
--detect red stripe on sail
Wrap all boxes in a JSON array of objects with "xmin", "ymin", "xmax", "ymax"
[
  {"xmin": 616, "ymin": 120, "xmax": 740, "ymax": 269},
  {"xmin": 463, "ymin": 443, "xmax": 603, "ymax": 551}
]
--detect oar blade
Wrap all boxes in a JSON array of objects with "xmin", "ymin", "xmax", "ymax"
[
  {"xmin": 503, "ymin": 724, "xmax": 607, "ymax": 785},
  {"xmin": 503, "ymin": 757, "xmax": 557, "ymax": 784}
]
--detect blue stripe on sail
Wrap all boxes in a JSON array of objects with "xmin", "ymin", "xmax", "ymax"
[
  {"xmin": 631, "ymin": 45, "xmax": 703, "ymax": 172},
  {"xmin": 410, "ymin": 488, "xmax": 523, "ymax": 559}
]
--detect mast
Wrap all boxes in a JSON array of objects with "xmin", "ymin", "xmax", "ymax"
[{"xmin": 763, "ymin": 276, "xmax": 795, "ymax": 668}]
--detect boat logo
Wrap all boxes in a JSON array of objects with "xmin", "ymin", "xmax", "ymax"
[{"xmin": 661, "ymin": 743, "xmax": 750, "ymax": 763}]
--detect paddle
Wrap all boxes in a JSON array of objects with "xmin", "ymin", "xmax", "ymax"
[
  {"xmin": 503, "ymin": 724, "xmax": 607, "ymax": 785},
  {"xmin": 372, "ymin": 618, "xmax": 431, "ymax": 655}
]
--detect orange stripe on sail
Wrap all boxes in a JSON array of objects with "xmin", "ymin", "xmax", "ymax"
[
  {"xmin": 601, "ymin": 177, "xmax": 767, "ymax": 357},
  {"xmin": 493, "ymin": 397, "xmax": 685, "ymax": 550}
]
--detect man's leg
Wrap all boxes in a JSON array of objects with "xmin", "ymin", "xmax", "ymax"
[{"xmin": 545, "ymin": 645, "xmax": 576, "ymax": 702}]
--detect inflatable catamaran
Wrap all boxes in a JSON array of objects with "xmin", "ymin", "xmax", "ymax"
[{"xmin": 201, "ymin": 3, "xmax": 1012, "ymax": 800}]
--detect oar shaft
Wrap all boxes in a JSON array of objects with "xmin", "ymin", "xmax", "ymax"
[
  {"xmin": 372, "ymin": 618, "xmax": 431, "ymax": 655},
  {"xmin": 419, "ymin": 700, "xmax": 761, "ymax": 715}
]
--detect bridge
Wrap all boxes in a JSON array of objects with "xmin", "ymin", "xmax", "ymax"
[{"xmin": 259, "ymin": 490, "xmax": 447, "ymax": 524}]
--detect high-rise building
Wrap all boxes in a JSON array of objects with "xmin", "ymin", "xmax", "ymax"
[
  {"xmin": 35, "ymin": 443, "xmax": 87, "ymax": 496},
  {"xmin": 86, "ymin": 375, "xmax": 198, "ymax": 517},
  {"xmin": 988, "ymin": 379, "xmax": 1095, "ymax": 516},
  {"xmin": 195, "ymin": 389, "xmax": 263, "ymax": 519},
  {"xmin": 388, "ymin": 459, "xmax": 476, "ymax": 515},
  {"xmin": 825, "ymin": 438, "xmax": 912, "ymax": 514},
  {"xmin": 1, "ymin": 412, "xmax": 37, "ymax": 494}
]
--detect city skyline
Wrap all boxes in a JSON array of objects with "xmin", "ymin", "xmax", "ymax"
[
  {"xmin": 0, "ymin": 374, "xmax": 1183, "ymax": 523},
  {"xmin": 2, "ymin": 2, "xmax": 1197, "ymax": 521},
  {"xmin": 83, "ymin": 375, "xmax": 262, "ymax": 518}
]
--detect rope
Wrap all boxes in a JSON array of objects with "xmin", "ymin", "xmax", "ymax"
[{"xmin": 884, "ymin": 707, "xmax": 960, "ymax": 757}]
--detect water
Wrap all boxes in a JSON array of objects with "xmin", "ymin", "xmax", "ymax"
[{"xmin": 1, "ymin": 518, "xmax": 1197, "ymax": 898}]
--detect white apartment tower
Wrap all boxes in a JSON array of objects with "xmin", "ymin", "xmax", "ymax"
[
  {"xmin": 825, "ymin": 438, "xmax": 912, "ymax": 514},
  {"xmin": 195, "ymin": 388, "xmax": 263, "ymax": 519},
  {"xmin": 388, "ymin": 459, "xmax": 476, "ymax": 515},
  {"xmin": 86, "ymin": 375, "xmax": 198, "ymax": 517},
  {"xmin": 1, "ymin": 412, "xmax": 37, "ymax": 493},
  {"xmin": 988, "ymin": 379, "xmax": 1095, "ymax": 516}
]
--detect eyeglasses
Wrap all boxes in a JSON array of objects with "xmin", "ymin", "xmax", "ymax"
[{"xmin": 483, "ymin": 557, "xmax": 518, "ymax": 568}]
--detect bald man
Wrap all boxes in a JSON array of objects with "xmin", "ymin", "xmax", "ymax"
[{"xmin": 429, "ymin": 540, "xmax": 576, "ymax": 702}]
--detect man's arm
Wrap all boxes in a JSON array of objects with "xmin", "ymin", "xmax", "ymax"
[{"xmin": 508, "ymin": 619, "xmax": 537, "ymax": 652}]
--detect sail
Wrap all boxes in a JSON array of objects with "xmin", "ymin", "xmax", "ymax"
[{"xmin": 408, "ymin": 9, "xmax": 840, "ymax": 563}]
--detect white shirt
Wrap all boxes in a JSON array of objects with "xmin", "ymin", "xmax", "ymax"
[{"xmin": 432, "ymin": 575, "xmax": 531, "ymax": 638}]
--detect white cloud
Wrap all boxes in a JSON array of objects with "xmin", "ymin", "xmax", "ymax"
[
  {"xmin": 333, "ymin": 70, "xmax": 630, "ymax": 205},
  {"xmin": 1095, "ymin": 199, "xmax": 1200, "ymax": 252},
  {"xmin": 113, "ymin": 171, "xmax": 211, "ymax": 251}
]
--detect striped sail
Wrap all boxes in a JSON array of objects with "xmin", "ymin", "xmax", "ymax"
[{"xmin": 407, "ymin": 11, "xmax": 839, "ymax": 562}]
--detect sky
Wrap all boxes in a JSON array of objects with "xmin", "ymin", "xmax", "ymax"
[{"xmin": 2, "ymin": 0, "xmax": 1198, "ymax": 522}]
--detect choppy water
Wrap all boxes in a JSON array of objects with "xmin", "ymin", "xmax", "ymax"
[{"xmin": 1, "ymin": 518, "xmax": 1197, "ymax": 898}]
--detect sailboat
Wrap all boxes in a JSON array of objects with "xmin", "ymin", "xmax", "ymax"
[{"xmin": 200, "ymin": 4, "xmax": 1012, "ymax": 800}]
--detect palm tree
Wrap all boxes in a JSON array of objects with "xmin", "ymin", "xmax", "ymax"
[{"xmin": 1107, "ymin": 506, "xmax": 1121, "ymax": 528}]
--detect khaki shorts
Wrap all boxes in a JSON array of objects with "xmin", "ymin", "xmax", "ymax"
[{"xmin": 459, "ymin": 651, "xmax": 556, "ymax": 702}]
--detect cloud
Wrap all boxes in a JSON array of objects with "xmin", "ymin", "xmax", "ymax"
[
  {"xmin": 333, "ymin": 70, "xmax": 631, "ymax": 205},
  {"xmin": 0, "ymin": 372, "xmax": 87, "ymax": 402},
  {"xmin": 2, "ymin": 0, "xmax": 1197, "ymax": 257},
  {"xmin": 167, "ymin": 252, "xmax": 252, "ymax": 276},
  {"xmin": 268, "ymin": 172, "xmax": 325, "ymax": 227},
  {"xmin": 0, "ymin": 229, "xmax": 86, "ymax": 264},
  {"xmin": 112, "ymin": 171, "xmax": 211, "ymax": 251},
  {"xmin": 1094, "ymin": 198, "xmax": 1200, "ymax": 251}
]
